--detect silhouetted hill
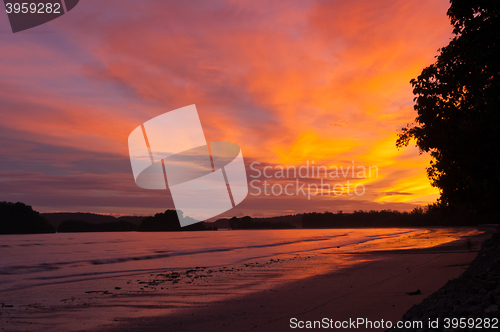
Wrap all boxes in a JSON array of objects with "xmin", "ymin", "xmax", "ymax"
[
  {"xmin": 138, "ymin": 210, "xmax": 207, "ymax": 231},
  {"xmin": 0, "ymin": 201, "xmax": 55, "ymax": 234},
  {"xmin": 44, "ymin": 210, "xmax": 209, "ymax": 232},
  {"xmin": 42, "ymin": 212, "xmax": 145, "ymax": 229},
  {"xmin": 207, "ymin": 218, "xmax": 231, "ymax": 229},
  {"xmin": 116, "ymin": 216, "xmax": 145, "ymax": 225},
  {"xmin": 57, "ymin": 220, "xmax": 137, "ymax": 232}
]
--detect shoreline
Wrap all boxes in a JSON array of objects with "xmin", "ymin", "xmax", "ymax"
[
  {"xmin": 91, "ymin": 228, "xmax": 494, "ymax": 332},
  {"xmin": 0, "ymin": 227, "xmax": 494, "ymax": 331},
  {"xmin": 389, "ymin": 228, "xmax": 500, "ymax": 331}
]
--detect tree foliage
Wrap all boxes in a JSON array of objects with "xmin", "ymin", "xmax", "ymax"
[{"xmin": 397, "ymin": 0, "xmax": 500, "ymax": 219}]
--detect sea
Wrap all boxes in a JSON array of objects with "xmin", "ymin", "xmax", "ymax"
[{"xmin": 0, "ymin": 228, "xmax": 459, "ymax": 293}]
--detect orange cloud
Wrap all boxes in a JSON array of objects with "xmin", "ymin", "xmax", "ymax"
[{"xmin": 0, "ymin": 0, "xmax": 452, "ymax": 215}]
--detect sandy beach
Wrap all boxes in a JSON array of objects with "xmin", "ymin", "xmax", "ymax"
[{"xmin": 0, "ymin": 227, "xmax": 494, "ymax": 332}]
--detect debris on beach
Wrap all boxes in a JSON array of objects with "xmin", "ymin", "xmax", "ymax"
[{"xmin": 406, "ymin": 289, "xmax": 421, "ymax": 296}]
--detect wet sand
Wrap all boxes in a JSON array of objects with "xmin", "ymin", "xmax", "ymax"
[{"xmin": 0, "ymin": 227, "xmax": 494, "ymax": 332}]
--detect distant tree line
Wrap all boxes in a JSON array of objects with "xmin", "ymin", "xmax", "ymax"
[
  {"xmin": 0, "ymin": 200, "xmax": 488, "ymax": 235},
  {"xmin": 300, "ymin": 207, "xmax": 474, "ymax": 228}
]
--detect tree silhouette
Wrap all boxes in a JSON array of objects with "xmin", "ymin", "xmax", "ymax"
[{"xmin": 397, "ymin": 0, "xmax": 500, "ymax": 220}]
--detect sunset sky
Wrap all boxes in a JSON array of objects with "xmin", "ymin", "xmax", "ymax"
[{"xmin": 0, "ymin": 0, "xmax": 454, "ymax": 217}]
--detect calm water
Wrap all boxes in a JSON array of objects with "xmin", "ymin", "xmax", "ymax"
[{"xmin": 0, "ymin": 229, "xmax": 421, "ymax": 292}]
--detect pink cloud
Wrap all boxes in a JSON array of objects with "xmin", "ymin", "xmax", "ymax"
[{"xmin": 0, "ymin": 0, "xmax": 450, "ymax": 215}]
